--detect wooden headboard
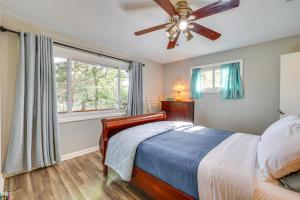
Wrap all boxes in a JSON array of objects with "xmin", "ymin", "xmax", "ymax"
[{"xmin": 99, "ymin": 111, "xmax": 166, "ymax": 174}]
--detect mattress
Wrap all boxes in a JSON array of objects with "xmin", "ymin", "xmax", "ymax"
[{"xmin": 134, "ymin": 126, "xmax": 234, "ymax": 199}]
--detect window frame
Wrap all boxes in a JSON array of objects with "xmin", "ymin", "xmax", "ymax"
[
  {"xmin": 54, "ymin": 46, "xmax": 129, "ymax": 123},
  {"xmin": 191, "ymin": 59, "xmax": 244, "ymax": 94}
]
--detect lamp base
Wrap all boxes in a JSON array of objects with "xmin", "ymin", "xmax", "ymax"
[{"xmin": 175, "ymin": 92, "xmax": 183, "ymax": 101}]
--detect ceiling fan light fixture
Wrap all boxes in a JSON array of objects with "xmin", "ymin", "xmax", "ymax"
[
  {"xmin": 165, "ymin": 24, "xmax": 179, "ymax": 40},
  {"xmin": 183, "ymin": 29, "xmax": 193, "ymax": 41},
  {"xmin": 179, "ymin": 20, "xmax": 188, "ymax": 30},
  {"xmin": 170, "ymin": 32, "xmax": 179, "ymax": 42},
  {"xmin": 165, "ymin": 29, "xmax": 171, "ymax": 38}
]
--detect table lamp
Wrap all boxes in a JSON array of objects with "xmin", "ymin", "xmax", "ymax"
[{"xmin": 173, "ymin": 84, "xmax": 185, "ymax": 101}]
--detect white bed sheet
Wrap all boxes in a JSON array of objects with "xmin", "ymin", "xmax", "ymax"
[
  {"xmin": 198, "ymin": 132, "xmax": 300, "ymax": 200},
  {"xmin": 198, "ymin": 133, "xmax": 260, "ymax": 200}
]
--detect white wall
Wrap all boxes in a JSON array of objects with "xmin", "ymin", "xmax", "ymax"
[
  {"xmin": 0, "ymin": 14, "xmax": 164, "ymax": 168},
  {"xmin": 164, "ymin": 35, "xmax": 300, "ymax": 134},
  {"xmin": 0, "ymin": 10, "xmax": 5, "ymax": 189}
]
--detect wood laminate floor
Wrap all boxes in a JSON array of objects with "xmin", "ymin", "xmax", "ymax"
[{"xmin": 4, "ymin": 151, "xmax": 152, "ymax": 200}]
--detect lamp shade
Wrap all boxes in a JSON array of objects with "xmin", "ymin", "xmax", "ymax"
[{"xmin": 174, "ymin": 84, "xmax": 185, "ymax": 92}]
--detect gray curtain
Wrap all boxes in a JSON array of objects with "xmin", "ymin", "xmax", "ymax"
[
  {"xmin": 4, "ymin": 32, "xmax": 61, "ymax": 176},
  {"xmin": 127, "ymin": 61, "xmax": 144, "ymax": 116}
]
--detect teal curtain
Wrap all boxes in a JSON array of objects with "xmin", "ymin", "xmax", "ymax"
[
  {"xmin": 190, "ymin": 68, "xmax": 202, "ymax": 99},
  {"xmin": 220, "ymin": 62, "xmax": 244, "ymax": 99}
]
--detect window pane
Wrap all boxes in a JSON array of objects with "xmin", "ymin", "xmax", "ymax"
[
  {"xmin": 201, "ymin": 70, "xmax": 213, "ymax": 90},
  {"xmin": 214, "ymin": 68, "xmax": 221, "ymax": 88},
  {"xmin": 54, "ymin": 57, "xmax": 68, "ymax": 113},
  {"xmin": 72, "ymin": 61, "xmax": 118, "ymax": 112},
  {"xmin": 120, "ymin": 69, "xmax": 129, "ymax": 110}
]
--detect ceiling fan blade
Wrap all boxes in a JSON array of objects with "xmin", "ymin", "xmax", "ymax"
[
  {"xmin": 190, "ymin": 22, "xmax": 221, "ymax": 40},
  {"xmin": 121, "ymin": 2, "xmax": 156, "ymax": 11},
  {"xmin": 191, "ymin": 0, "xmax": 239, "ymax": 20},
  {"xmin": 135, "ymin": 23, "xmax": 169, "ymax": 36},
  {"xmin": 153, "ymin": 0, "xmax": 178, "ymax": 16},
  {"xmin": 167, "ymin": 32, "xmax": 180, "ymax": 49}
]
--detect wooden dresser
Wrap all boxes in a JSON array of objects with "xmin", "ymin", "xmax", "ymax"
[{"xmin": 161, "ymin": 101, "xmax": 194, "ymax": 123}]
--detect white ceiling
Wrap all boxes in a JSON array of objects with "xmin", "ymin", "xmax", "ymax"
[{"xmin": 1, "ymin": 0, "xmax": 300, "ymax": 64}]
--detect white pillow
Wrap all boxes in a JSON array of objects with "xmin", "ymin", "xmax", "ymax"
[
  {"xmin": 263, "ymin": 115, "xmax": 300, "ymax": 135},
  {"xmin": 257, "ymin": 115, "xmax": 300, "ymax": 180}
]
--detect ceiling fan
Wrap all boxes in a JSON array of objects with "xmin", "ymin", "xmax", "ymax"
[{"xmin": 134, "ymin": 0, "xmax": 240, "ymax": 49}]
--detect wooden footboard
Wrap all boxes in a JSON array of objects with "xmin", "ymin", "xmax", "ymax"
[
  {"xmin": 100, "ymin": 112, "xmax": 167, "ymax": 174},
  {"xmin": 99, "ymin": 112, "xmax": 194, "ymax": 200},
  {"xmin": 131, "ymin": 167, "xmax": 193, "ymax": 200}
]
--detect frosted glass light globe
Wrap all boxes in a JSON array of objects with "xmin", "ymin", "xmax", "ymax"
[{"xmin": 179, "ymin": 21, "xmax": 188, "ymax": 30}]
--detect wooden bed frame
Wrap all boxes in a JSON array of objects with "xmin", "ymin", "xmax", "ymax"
[{"xmin": 100, "ymin": 112, "xmax": 194, "ymax": 200}]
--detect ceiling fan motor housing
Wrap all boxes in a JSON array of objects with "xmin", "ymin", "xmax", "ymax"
[{"xmin": 175, "ymin": 0, "xmax": 193, "ymax": 18}]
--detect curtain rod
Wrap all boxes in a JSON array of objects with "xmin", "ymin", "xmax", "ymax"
[{"xmin": 0, "ymin": 25, "xmax": 145, "ymax": 66}]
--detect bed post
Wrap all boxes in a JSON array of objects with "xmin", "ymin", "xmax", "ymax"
[{"xmin": 100, "ymin": 119, "xmax": 108, "ymax": 175}]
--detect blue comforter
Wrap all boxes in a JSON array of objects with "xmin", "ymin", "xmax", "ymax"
[{"xmin": 134, "ymin": 126, "xmax": 234, "ymax": 199}]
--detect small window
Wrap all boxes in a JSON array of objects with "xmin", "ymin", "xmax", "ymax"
[
  {"xmin": 54, "ymin": 46, "xmax": 129, "ymax": 122},
  {"xmin": 193, "ymin": 59, "xmax": 243, "ymax": 94},
  {"xmin": 200, "ymin": 66, "xmax": 221, "ymax": 93}
]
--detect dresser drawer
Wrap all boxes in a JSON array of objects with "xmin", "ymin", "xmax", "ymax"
[
  {"xmin": 161, "ymin": 101, "xmax": 194, "ymax": 123},
  {"xmin": 161, "ymin": 101, "xmax": 171, "ymax": 111}
]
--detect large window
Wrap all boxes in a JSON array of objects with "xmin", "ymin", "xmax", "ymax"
[
  {"xmin": 55, "ymin": 57, "xmax": 68, "ymax": 112},
  {"xmin": 54, "ymin": 46, "xmax": 129, "ymax": 122}
]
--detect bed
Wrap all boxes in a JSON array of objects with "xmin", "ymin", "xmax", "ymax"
[
  {"xmin": 99, "ymin": 112, "xmax": 300, "ymax": 200},
  {"xmin": 100, "ymin": 112, "xmax": 192, "ymax": 200}
]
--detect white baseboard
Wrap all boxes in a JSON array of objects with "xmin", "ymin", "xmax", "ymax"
[{"xmin": 61, "ymin": 146, "xmax": 99, "ymax": 161}]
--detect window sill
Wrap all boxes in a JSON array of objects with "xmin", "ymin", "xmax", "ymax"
[
  {"xmin": 58, "ymin": 110, "xmax": 126, "ymax": 123},
  {"xmin": 202, "ymin": 89, "xmax": 220, "ymax": 94}
]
